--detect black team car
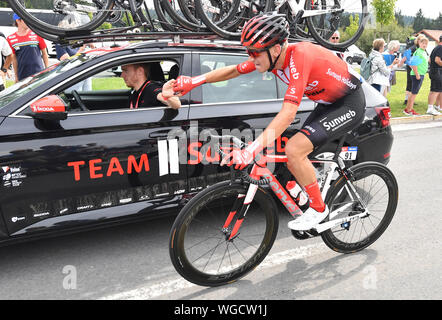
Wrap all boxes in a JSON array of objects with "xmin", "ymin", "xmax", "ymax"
[{"xmin": 0, "ymin": 39, "xmax": 393, "ymax": 245}]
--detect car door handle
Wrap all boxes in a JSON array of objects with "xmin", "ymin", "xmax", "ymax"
[{"xmin": 149, "ymin": 132, "xmax": 169, "ymax": 139}]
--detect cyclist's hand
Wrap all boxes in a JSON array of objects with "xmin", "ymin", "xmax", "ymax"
[
  {"xmin": 173, "ymin": 75, "xmax": 206, "ymax": 96},
  {"xmin": 221, "ymin": 148, "xmax": 254, "ymax": 170}
]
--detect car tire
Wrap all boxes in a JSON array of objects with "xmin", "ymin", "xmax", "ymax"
[{"xmin": 346, "ymin": 57, "xmax": 353, "ymax": 64}]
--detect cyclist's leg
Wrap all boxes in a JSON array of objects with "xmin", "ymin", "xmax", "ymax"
[
  {"xmin": 286, "ymin": 86, "xmax": 366, "ymax": 230},
  {"xmin": 285, "ymin": 133, "xmax": 325, "ymax": 212}
]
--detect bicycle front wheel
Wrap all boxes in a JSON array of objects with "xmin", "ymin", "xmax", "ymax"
[
  {"xmin": 306, "ymin": 0, "xmax": 368, "ymax": 50},
  {"xmin": 321, "ymin": 162, "xmax": 398, "ymax": 253},
  {"xmin": 169, "ymin": 181, "xmax": 278, "ymax": 286},
  {"xmin": 8, "ymin": 0, "xmax": 114, "ymax": 36}
]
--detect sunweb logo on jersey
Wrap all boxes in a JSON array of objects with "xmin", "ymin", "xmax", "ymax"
[
  {"xmin": 323, "ymin": 109, "xmax": 357, "ymax": 131},
  {"xmin": 289, "ymin": 55, "xmax": 299, "ymax": 80}
]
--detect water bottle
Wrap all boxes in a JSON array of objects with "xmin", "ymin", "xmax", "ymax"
[{"xmin": 286, "ymin": 181, "xmax": 309, "ymax": 211}]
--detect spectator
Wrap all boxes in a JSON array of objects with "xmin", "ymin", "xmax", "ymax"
[
  {"xmin": 120, "ymin": 63, "xmax": 181, "ymax": 109},
  {"xmin": 405, "ymin": 36, "xmax": 430, "ymax": 116},
  {"xmin": 55, "ymin": 21, "xmax": 93, "ymax": 92},
  {"xmin": 57, "ymin": 42, "xmax": 93, "ymax": 92},
  {"xmin": 0, "ymin": 32, "xmax": 13, "ymax": 92},
  {"xmin": 329, "ymin": 31, "xmax": 344, "ymax": 59},
  {"xmin": 382, "ymin": 40, "xmax": 406, "ymax": 97},
  {"xmin": 435, "ymin": 93, "xmax": 442, "ymax": 112},
  {"xmin": 367, "ymin": 38, "xmax": 399, "ymax": 92},
  {"xmin": 426, "ymin": 35, "xmax": 442, "ymax": 115},
  {"xmin": 6, "ymin": 13, "xmax": 49, "ymax": 83},
  {"xmin": 404, "ymin": 34, "xmax": 426, "ymax": 106}
]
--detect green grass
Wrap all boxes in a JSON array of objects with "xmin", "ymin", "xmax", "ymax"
[
  {"xmin": 5, "ymin": 77, "xmax": 127, "ymax": 91},
  {"xmin": 91, "ymin": 77, "xmax": 127, "ymax": 91}
]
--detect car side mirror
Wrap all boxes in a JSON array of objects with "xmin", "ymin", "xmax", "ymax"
[{"xmin": 26, "ymin": 95, "xmax": 68, "ymax": 121}]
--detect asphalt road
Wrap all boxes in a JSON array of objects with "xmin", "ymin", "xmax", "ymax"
[{"xmin": 0, "ymin": 121, "xmax": 441, "ymax": 300}]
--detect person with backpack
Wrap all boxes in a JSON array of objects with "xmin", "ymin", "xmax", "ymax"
[
  {"xmin": 365, "ymin": 38, "xmax": 399, "ymax": 92},
  {"xmin": 0, "ymin": 32, "xmax": 12, "ymax": 92}
]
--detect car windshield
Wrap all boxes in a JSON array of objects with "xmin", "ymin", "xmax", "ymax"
[{"xmin": 0, "ymin": 54, "xmax": 91, "ymax": 109}]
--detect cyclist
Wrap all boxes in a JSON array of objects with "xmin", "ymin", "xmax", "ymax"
[{"xmin": 172, "ymin": 13, "xmax": 365, "ymax": 231}]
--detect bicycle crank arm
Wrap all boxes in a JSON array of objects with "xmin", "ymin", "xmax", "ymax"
[
  {"xmin": 314, "ymin": 210, "xmax": 369, "ymax": 233},
  {"xmin": 301, "ymin": 9, "xmax": 345, "ymax": 18}
]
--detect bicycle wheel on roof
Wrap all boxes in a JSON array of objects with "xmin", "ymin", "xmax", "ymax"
[
  {"xmin": 7, "ymin": 0, "xmax": 113, "ymax": 36},
  {"xmin": 306, "ymin": 0, "xmax": 368, "ymax": 50}
]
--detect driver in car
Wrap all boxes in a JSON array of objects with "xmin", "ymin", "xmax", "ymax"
[{"xmin": 121, "ymin": 63, "xmax": 181, "ymax": 109}]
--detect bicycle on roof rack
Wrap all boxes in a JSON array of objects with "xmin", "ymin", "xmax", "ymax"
[{"xmin": 8, "ymin": 0, "xmax": 368, "ymax": 51}]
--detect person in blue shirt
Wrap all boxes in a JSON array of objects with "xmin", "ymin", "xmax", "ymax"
[{"xmin": 382, "ymin": 40, "xmax": 406, "ymax": 97}]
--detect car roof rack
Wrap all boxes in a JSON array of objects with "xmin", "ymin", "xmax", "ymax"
[
  {"xmin": 60, "ymin": 25, "xmax": 231, "ymax": 46},
  {"xmin": 58, "ymin": 24, "xmax": 346, "ymax": 52}
]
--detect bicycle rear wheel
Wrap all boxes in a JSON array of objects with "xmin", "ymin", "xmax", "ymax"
[
  {"xmin": 194, "ymin": 0, "xmax": 272, "ymax": 39},
  {"xmin": 8, "ymin": 0, "xmax": 114, "ymax": 36},
  {"xmin": 160, "ymin": 0, "xmax": 206, "ymax": 31},
  {"xmin": 321, "ymin": 162, "xmax": 398, "ymax": 253},
  {"xmin": 306, "ymin": 0, "xmax": 368, "ymax": 50},
  {"xmin": 169, "ymin": 181, "xmax": 278, "ymax": 286}
]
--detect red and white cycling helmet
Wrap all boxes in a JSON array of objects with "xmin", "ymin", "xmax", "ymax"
[{"xmin": 241, "ymin": 13, "xmax": 289, "ymax": 50}]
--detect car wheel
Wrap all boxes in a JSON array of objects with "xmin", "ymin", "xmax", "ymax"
[{"xmin": 346, "ymin": 57, "xmax": 353, "ymax": 64}]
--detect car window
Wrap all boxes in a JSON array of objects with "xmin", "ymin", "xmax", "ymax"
[
  {"xmin": 0, "ymin": 57, "xmax": 85, "ymax": 108},
  {"xmin": 200, "ymin": 54, "xmax": 277, "ymax": 104},
  {"xmin": 58, "ymin": 59, "xmax": 180, "ymax": 112}
]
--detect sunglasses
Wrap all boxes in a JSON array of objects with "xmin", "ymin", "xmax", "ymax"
[
  {"xmin": 246, "ymin": 48, "xmax": 265, "ymax": 58},
  {"xmin": 331, "ymin": 37, "xmax": 340, "ymax": 40}
]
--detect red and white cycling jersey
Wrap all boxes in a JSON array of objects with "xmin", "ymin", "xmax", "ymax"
[{"xmin": 242, "ymin": 42, "xmax": 361, "ymax": 106}]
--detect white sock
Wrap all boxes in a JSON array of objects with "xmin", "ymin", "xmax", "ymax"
[{"xmin": 428, "ymin": 105, "xmax": 433, "ymax": 110}]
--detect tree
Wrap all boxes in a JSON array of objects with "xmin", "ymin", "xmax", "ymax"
[
  {"xmin": 341, "ymin": 14, "xmax": 361, "ymax": 43},
  {"xmin": 371, "ymin": 0, "xmax": 398, "ymax": 41},
  {"xmin": 372, "ymin": 0, "xmax": 397, "ymax": 27},
  {"xmin": 395, "ymin": 10, "xmax": 405, "ymax": 27},
  {"xmin": 432, "ymin": 12, "xmax": 442, "ymax": 29},
  {"xmin": 413, "ymin": 9, "xmax": 428, "ymax": 32}
]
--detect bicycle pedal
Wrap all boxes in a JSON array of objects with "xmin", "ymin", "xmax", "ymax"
[{"xmin": 291, "ymin": 229, "xmax": 318, "ymax": 240}]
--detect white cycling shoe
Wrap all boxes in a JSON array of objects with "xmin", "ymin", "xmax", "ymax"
[{"xmin": 288, "ymin": 206, "xmax": 329, "ymax": 231}]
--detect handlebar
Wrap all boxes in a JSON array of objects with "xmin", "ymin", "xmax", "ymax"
[{"xmin": 208, "ymin": 134, "xmax": 269, "ymax": 186}]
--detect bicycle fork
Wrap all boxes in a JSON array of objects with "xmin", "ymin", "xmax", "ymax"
[
  {"xmin": 222, "ymin": 164, "xmax": 303, "ymax": 240},
  {"xmin": 223, "ymin": 183, "xmax": 258, "ymax": 241}
]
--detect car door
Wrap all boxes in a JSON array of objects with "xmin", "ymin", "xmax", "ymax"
[
  {"xmin": 186, "ymin": 51, "xmax": 286, "ymax": 190},
  {"xmin": 0, "ymin": 54, "xmax": 190, "ymax": 236}
]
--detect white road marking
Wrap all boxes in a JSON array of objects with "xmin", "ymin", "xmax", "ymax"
[{"xmin": 99, "ymin": 242, "xmax": 327, "ymax": 300}]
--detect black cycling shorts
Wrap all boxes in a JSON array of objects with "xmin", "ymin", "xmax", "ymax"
[
  {"xmin": 430, "ymin": 69, "xmax": 442, "ymax": 92},
  {"xmin": 299, "ymin": 85, "xmax": 366, "ymax": 150}
]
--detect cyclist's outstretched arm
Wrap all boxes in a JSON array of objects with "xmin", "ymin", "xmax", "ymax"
[{"xmin": 173, "ymin": 60, "xmax": 255, "ymax": 96}]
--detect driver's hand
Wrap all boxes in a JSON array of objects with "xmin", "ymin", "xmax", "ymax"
[{"xmin": 162, "ymin": 79, "xmax": 177, "ymax": 99}]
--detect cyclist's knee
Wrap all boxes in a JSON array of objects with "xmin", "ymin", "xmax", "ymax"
[{"xmin": 285, "ymin": 134, "xmax": 313, "ymax": 159}]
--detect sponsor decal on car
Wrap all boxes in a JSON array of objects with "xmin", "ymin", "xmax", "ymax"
[
  {"xmin": 2, "ymin": 166, "xmax": 27, "ymax": 188},
  {"xmin": 67, "ymin": 154, "xmax": 151, "ymax": 181}
]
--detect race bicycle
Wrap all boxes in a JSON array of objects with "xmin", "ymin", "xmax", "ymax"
[
  {"xmin": 7, "ymin": 0, "xmax": 368, "ymax": 50},
  {"xmin": 169, "ymin": 134, "xmax": 398, "ymax": 286},
  {"xmin": 194, "ymin": 0, "xmax": 369, "ymax": 50}
]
